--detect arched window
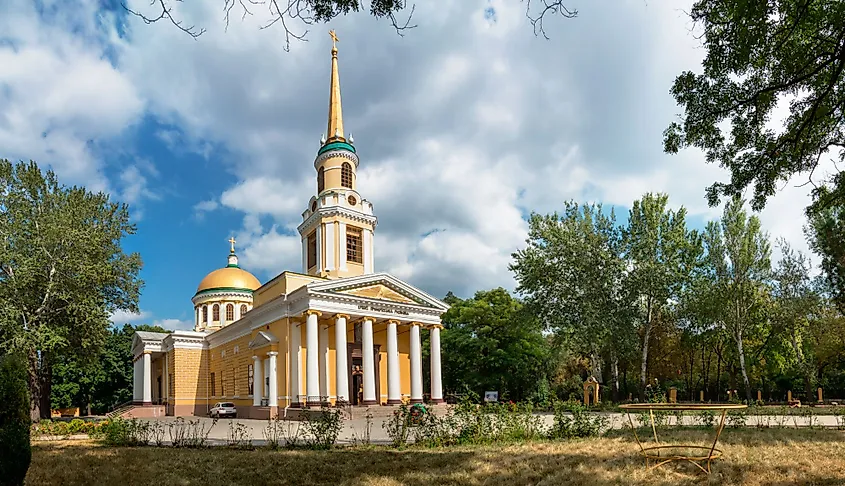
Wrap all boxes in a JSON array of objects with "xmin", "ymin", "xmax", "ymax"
[
  {"xmin": 317, "ymin": 167, "xmax": 325, "ymax": 193},
  {"xmin": 212, "ymin": 304, "xmax": 220, "ymax": 321},
  {"xmin": 240, "ymin": 304, "xmax": 248, "ymax": 316},
  {"xmin": 202, "ymin": 305, "xmax": 208, "ymax": 322},
  {"xmin": 226, "ymin": 303, "xmax": 234, "ymax": 321},
  {"xmin": 341, "ymin": 162, "xmax": 353, "ymax": 188}
]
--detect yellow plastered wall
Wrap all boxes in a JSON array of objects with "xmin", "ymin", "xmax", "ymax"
[
  {"xmin": 254, "ymin": 272, "xmax": 324, "ymax": 307},
  {"xmin": 206, "ymin": 333, "xmax": 258, "ymax": 408},
  {"xmin": 172, "ymin": 348, "xmax": 209, "ymax": 407},
  {"xmin": 318, "ymin": 156, "xmax": 356, "ymax": 191}
]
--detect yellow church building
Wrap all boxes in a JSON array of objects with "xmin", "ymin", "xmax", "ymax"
[{"xmin": 129, "ymin": 33, "xmax": 449, "ymax": 418}]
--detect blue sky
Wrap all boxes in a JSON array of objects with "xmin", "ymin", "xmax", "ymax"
[{"xmin": 1, "ymin": 0, "xmax": 825, "ymax": 330}]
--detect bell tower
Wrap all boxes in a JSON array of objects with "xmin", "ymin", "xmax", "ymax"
[{"xmin": 297, "ymin": 31, "xmax": 377, "ymax": 279}]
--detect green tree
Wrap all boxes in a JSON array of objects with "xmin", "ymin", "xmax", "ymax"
[
  {"xmin": 50, "ymin": 323, "xmax": 169, "ymax": 414},
  {"xmin": 0, "ymin": 353, "xmax": 31, "ymax": 486},
  {"xmin": 0, "ymin": 160, "xmax": 143, "ymax": 419},
  {"xmin": 126, "ymin": 0, "xmax": 577, "ymax": 47},
  {"xmin": 510, "ymin": 202, "xmax": 634, "ymax": 399},
  {"xmin": 622, "ymin": 193, "xmax": 700, "ymax": 398},
  {"xmin": 702, "ymin": 197, "xmax": 771, "ymax": 403},
  {"xmin": 663, "ymin": 0, "xmax": 845, "ymax": 212},
  {"xmin": 439, "ymin": 288, "xmax": 551, "ymax": 402},
  {"xmin": 806, "ymin": 203, "xmax": 845, "ymax": 311},
  {"xmin": 771, "ymin": 239, "xmax": 820, "ymax": 400}
]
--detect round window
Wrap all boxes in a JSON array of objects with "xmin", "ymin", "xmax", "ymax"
[{"xmin": 347, "ymin": 195, "xmax": 357, "ymax": 206}]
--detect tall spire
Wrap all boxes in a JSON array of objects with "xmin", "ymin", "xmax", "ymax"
[{"xmin": 326, "ymin": 29, "xmax": 344, "ymax": 143}]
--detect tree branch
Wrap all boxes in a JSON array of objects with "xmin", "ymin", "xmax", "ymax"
[
  {"xmin": 123, "ymin": 0, "xmax": 206, "ymax": 38},
  {"xmin": 525, "ymin": 0, "xmax": 578, "ymax": 40}
]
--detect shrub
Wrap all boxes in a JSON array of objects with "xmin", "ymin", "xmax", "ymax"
[
  {"xmin": 727, "ymin": 409, "xmax": 747, "ymax": 428},
  {"xmin": 302, "ymin": 407, "xmax": 343, "ymax": 450},
  {"xmin": 168, "ymin": 417, "xmax": 216, "ymax": 448},
  {"xmin": 226, "ymin": 422, "xmax": 253, "ymax": 449},
  {"xmin": 263, "ymin": 416, "xmax": 302, "ymax": 450},
  {"xmin": 0, "ymin": 353, "xmax": 31, "ymax": 486},
  {"xmin": 383, "ymin": 404, "xmax": 413, "ymax": 448},
  {"xmin": 549, "ymin": 400, "xmax": 608, "ymax": 439}
]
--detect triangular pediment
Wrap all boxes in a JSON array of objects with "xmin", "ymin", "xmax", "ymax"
[
  {"xmin": 340, "ymin": 284, "xmax": 417, "ymax": 304},
  {"xmin": 307, "ymin": 273, "xmax": 449, "ymax": 311}
]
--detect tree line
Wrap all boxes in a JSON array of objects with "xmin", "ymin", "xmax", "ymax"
[{"xmin": 435, "ymin": 193, "xmax": 845, "ymax": 405}]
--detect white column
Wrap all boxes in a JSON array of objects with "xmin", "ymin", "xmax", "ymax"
[
  {"xmin": 386, "ymin": 320, "xmax": 401, "ymax": 404},
  {"xmin": 133, "ymin": 357, "xmax": 141, "ymax": 402},
  {"xmin": 289, "ymin": 321, "xmax": 302, "ymax": 406},
  {"xmin": 316, "ymin": 225, "xmax": 323, "ymax": 272},
  {"xmin": 234, "ymin": 304, "xmax": 241, "ymax": 322},
  {"xmin": 267, "ymin": 351, "xmax": 278, "ymax": 407},
  {"xmin": 319, "ymin": 323, "xmax": 329, "ymax": 403},
  {"xmin": 324, "ymin": 223, "xmax": 335, "ymax": 271},
  {"xmin": 361, "ymin": 317, "xmax": 377, "ymax": 405},
  {"xmin": 430, "ymin": 326, "xmax": 444, "ymax": 403},
  {"xmin": 142, "ymin": 352, "xmax": 152, "ymax": 404},
  {"xmin": 363, "ymin": 229, "xmax": 374, "ymax": 273},
  {"xmin": 334, "ymin": 315, "xmax": 349, "ymax": 403},
  {"xmin": 410, "ymin": 323, "xmax": 423, "ymax": 403},
  {"xmin": 195, "ymin": 307, "xmax": 200, "ymax": 330},
  {"xmin": 338, "ymin": 222, "xmax": 348, "ymax": 271},
  {"xmin": 301, "ymin": 236, "xmax": 308, "ymax": 273},
  {"xmin": 252, "ymin": 355, "xmax": 263, "ymax": 407},
  {"xmin": 305, "ymin": 311, "xmax": 321, "ymax": 406}
]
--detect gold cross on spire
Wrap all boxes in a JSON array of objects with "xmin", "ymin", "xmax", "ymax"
[
  {"xmin": 329, "ymin": 29, "xmax": 339, "ymax": 50},
  {"xmin": 228, "ymin": 237, "xmax": 236, "ymax": 254}
]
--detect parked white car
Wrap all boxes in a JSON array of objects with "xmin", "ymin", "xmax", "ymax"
[{"xmin": 209, "ymin": 402, "xmax": 237, "ymax": 418}]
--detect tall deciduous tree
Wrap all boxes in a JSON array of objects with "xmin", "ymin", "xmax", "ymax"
[
  {"xmin": 510, "ymin": 202, "xmax": 634, "ymax": 399},
  {"xmin": 771, "ymin": 240, "xmax": 820, "ymax": 400},
  {"xmin": 664, "ymin": 0, "xmax": 845, "ymax": 212},
  {"xmin": 0, "ymin": 160, "xmax": 143, "ymax": 419},
  {"xmin": 439, "ymin": 288, "xmax": 551, "ymax": 402},
  {"xmin": 623, "ymin": 193, "xmax": 699, "ymax": 398},
  {"xmin": 702, "ymin": 196, "xmax": 771, "ymax": 403}
]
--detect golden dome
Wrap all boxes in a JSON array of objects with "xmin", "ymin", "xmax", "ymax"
[{"xmin": 196, "ymin": 266, "xmax": 261, "ymax": 294}]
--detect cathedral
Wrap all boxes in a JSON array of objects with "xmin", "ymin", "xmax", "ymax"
[{"xmin": 129, "ymin": 32, "xmax": 449, "ymax": 418}]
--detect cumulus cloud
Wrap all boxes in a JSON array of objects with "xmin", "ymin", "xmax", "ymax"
[{"xmin": 109, "ymin": 309, "xmax": 152, "ymax": 324}]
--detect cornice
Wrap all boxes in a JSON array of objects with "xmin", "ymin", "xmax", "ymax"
[
  {"xmin": 192, "ymin": 288, "xmax": 254, "ymax": 304},
  {"xmin": 297, "ymin": 206, "xmax": 378, "ymax": 234},
  {"xmin": 314, "ymin": 147, "xmax": 359, "ymax": 169},
  {"xmin": 206, "ymin": 293, "xmax": 289, "ymax": 347}
]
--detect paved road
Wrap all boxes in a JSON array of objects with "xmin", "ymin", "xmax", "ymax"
[{"xmin": 131, "ymin": 412, "xmax": 843, "ymax": 446}]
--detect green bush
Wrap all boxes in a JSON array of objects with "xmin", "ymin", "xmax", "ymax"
[
  {"xmin": 549, "ymin": 400, "xmax": 608, "ymax": 439},
  {"xmin": 0, "ymin": 353, "xmax": 32, "ymax": 486}
]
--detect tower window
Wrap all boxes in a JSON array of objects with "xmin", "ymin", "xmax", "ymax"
[
  {"xmin": 307, "ymin": 231, "xmax": 317, "ymax": 269},
  {"xmin": 240, "ymin": 304, "xmax": 248, "ymax": 316},
  {"xmin": 317, "ymin": 167, "xmax": 325, "ymax": 193},
  {"xmin": 346, "ymin": 226, "xmax": 363, "ymax": 264},
  {"xmin": 212, "ymin": 304, "xmax": 220, "ymax": 321},
  {"xmin": 202, "ymin": 305, "xmax": 208, "ymax": 323},
  {"xmin": 226, "ymin": 303, "xmax": 234, "ymax": 321},
  {"xmin": 341, "ymin": 162, "xmax": 353, "ymax": 188}
]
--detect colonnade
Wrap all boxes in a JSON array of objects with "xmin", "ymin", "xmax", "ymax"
[{"xmin": 252, "ymin": 311, "xmax": 444, "ymax": 407}]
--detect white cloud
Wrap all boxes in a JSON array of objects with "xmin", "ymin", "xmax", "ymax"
[
  {"xmin": 0, "ymin": 0, "xmax": 144, "ymax": 192},
  {"xmin": 152, "ymin": 318, "xmax": 195, "ymax": 331},
  {"xmin": 109, "ymin": 309, "xmax": 152, "ymax": 324}
]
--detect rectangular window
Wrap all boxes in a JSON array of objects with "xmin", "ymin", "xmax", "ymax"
[
  {"xmin": 232, "ymin": 367, "xmax": 237, "ymax": 396},
  {"xmin": 220, "ymin": 371, "xmax": 225, "ymax": 397},
  {"xmin": 210, "ymin": 372, "xmax": 216, "ymax": 397},
  {"xmin": 307, "ymin": 231, "xmax": 317, "ymax": 269},
  {"xmin": 346, "ymin": 226, "xmax": 363, "ymax": 264},
  {"xmin": 248, "ymin": 364, "xmax": 254, "ymax": 395}
]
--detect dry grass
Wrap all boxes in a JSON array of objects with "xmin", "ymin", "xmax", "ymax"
[{"xmin": 28, "ymin": 428, "xmax": 845, "ymax": 486}]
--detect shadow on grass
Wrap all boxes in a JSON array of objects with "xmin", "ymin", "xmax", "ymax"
[
  {"xmin": 28, "ymin": 436, "xmax": 845, "ymax": 486},
  {"xmin": 604, "ymin": 426, "xmax": 845, "ymax": 445}
]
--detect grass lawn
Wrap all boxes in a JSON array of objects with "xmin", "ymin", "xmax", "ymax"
[{"xmin": 28, "ymin": 428, "xmax": 845, "ymax": 485}]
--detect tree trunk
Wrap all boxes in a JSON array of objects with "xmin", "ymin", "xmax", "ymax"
[
  {"xmin": 28, "ymin": 349, "xmax": 43, "ymax": 420},
  {"xmin": 590, "ymin": 346, "xmax": 604, "ymax": 383},
  {"xmin": 639, "ymin": 301, "xmax": 653, "ymax": 400},
  {"xmin": 610, "ymin": 353, "xmax": 620, "ymax": 402},
  {"xmin": 39, "ymin": 352, "xmax": 52, "ymax": 419},
  {"xmin": 735, "ymin": 330, "xmax": 753, "ymax": 403}
]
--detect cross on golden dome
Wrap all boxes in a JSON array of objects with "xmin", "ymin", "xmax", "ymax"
[
  {"xmin": 228, "ymin": 237, "xmax": 236, "ymax": 254},
  {"xmin": 329, "ymin": 29, "xmax": 339, "ymax": 50}
]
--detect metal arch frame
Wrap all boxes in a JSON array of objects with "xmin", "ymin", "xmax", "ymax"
[{"xmin": 619, "ymin": 403, "xmax": 748, "ymax": 474}]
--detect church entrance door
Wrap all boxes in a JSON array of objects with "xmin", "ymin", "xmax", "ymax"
[{"xmin": 348, "ymin": 343, "xmax": 381, "ymax": 406}]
